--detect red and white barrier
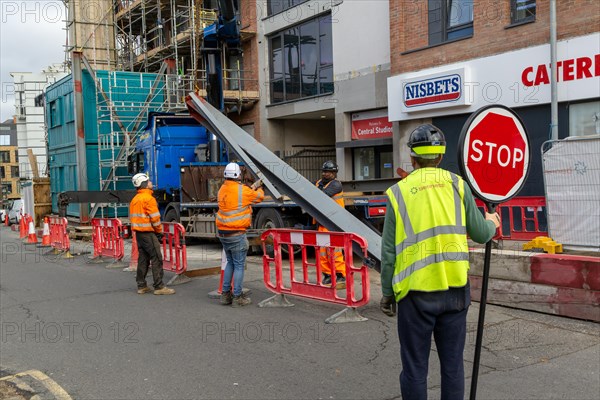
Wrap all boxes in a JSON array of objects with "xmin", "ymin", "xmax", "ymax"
[
  {"xmin": 260, "ymin": 229, "xmax": 371, "ymax": 323},
  {"xmin": 90, "ymin": 218, "xmax": 125, "ymax": 265}
]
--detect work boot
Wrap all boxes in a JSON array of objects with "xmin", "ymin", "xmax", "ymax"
[
  {"xmin": 220, "ymin": 291, "xmax": 233, "ymax": 305},
  {"xmin": 231, "ymin": 293, "xmax": 251, "ymax": 308},
  {"xmin": 154, "ymin": 286, "xmax": 175, "ymax": 295},
  {"xmin": 322, "ymin": 273, "xmax": 332, "ymax": 285},
  {"xmin": 137, "ymin": 286, "xmax": 151, "ymax": 294},
  {"xmin": 334, "ymin": 273, "xmax": 346, "ymax": 290}
]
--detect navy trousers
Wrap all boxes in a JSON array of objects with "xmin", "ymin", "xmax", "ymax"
[{"xmin": 396, "ymin": 284, "xmax": 470, "ymax": 400}]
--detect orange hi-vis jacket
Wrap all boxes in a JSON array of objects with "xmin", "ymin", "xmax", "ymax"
[
  {"xmin": 315, "ymin": 179, "xmax": 345, "ymax": 207},
  {"xmin": 129, "ymin": 188, "xmax": 163, "ymax": 233},
  {"xmin": 216, "ymin": 180, "xmax": 264, "ymax": 232}
]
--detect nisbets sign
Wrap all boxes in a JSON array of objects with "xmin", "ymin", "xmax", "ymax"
[{"xmin": 400, "ymin": 68, "xmax": 471, "ymax": 113}]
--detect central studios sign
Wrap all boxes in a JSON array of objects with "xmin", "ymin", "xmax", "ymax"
[{"xmin": 351, "ymin": 109, "xmax": 393, "ymax": 140}]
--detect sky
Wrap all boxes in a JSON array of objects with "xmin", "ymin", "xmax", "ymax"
[{"xmin": 0, "ymin": 0, "xmax": 66, "ymax": 122}]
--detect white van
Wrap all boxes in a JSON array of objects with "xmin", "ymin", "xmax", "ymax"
[{"xmin": 8, "ymin": 199, "xmax": 23, "ymax": 225}]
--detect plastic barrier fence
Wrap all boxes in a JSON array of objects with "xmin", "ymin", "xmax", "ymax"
[
  {"xmin": 475, "ymin": 196, "xmax": 547, "ymax": 241},
  {"xmin": 160, "ymin": 222, "xmax": 187, "ymax": 274},
  {"xmin": 91, "ymin": 218, "xmax": 125, "ymax": 261},
  {"xmin": 48, "ymin": 216, "xmax": 71, "ymax": 254},
  {"xmin": 261, "ymin": 229, "xmax": 370, "ymax": 308}
]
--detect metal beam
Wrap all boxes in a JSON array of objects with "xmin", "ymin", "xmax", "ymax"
[{"xmin": 186, "ymin": 94, "xmax": 381, "ymax": 270}]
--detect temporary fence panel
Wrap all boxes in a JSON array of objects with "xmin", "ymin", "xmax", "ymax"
[
  {"xmin": 542, "ymin": 136, "xmax": 600, "ymax": 251},
  {"xmin": 475, "ymin": 196, "xmax": 547, "ymax": 241},
  {"xmin": 161, "ymin": 222, "xmax": 187, "ymax": 274},
  {"xmin": 261, "ymin": 229, "xmax": 370, "ymax": 308},
  {"xmin": 91, "ymin": 218, "xmax": 125, "ymax": 261},
  {"xmin": 48, "ymin": 216, "xmax": 71, "ymax": 252}
]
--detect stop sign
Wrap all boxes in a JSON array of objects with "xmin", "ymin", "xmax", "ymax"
[{"xmin": 458, "ymin": 105, "xmax": 530, "ymax": 203}]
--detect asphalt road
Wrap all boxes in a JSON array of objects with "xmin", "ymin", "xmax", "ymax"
[{"xmin": 1, "ymin": 226, "xmax": 598, "ymax": 399}]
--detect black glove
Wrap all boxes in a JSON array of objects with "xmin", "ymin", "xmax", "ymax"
[
  {"xmin": 155, "ymin": 233, "xmax": 164, "ymax": 242},
  {"xmin": 380, "ymin": 295, "xmax": 396, "ymax": 317}
]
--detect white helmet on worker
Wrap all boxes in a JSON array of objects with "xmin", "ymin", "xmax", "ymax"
[
  {"xmin": 224, "ymin": 162, "xmax": 241, "ymax": 179},
  {"xmin": 132, "ymin": 173, "xmax": 150, "ymax": 188}
]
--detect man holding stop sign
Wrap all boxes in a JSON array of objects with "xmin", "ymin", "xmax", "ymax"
[{"xmin": 379, "ymin": 124, "xmax": 500, "ymax": 400}]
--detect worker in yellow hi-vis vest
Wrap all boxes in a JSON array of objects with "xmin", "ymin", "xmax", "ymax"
[
  {"xmin": 380, "ymin": 125, "xmax": 500, "ymax": 400},
  {"xmin": 314, "ymin": 160, "xmax": 346, "ymax": 290}
]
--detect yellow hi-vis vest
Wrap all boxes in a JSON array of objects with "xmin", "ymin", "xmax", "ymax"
[{"xmin": 385, "ymin": 168, "xmax": 470, "ymax": 302}]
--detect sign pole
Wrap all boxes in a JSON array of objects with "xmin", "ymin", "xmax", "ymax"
[{"xmin": 469, "ymin": 202, "xmax": 495, "ymax": 400}]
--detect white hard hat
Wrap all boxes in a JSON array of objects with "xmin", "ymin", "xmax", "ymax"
[
  {"xmin": 224, "ymin": 163, "xmax": 241, "ymax": 179},
  {"xmin": 132, "ymin": 173, "xmax": 149, "ymax": 188}
]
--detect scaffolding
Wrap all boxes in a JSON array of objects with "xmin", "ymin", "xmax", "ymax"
[{"xmin": 61, "ymin": 1, "xmax": 260, "ymax": 218}]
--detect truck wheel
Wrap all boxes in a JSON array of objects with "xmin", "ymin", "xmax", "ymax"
[
  {"xmin": 164, "ymin": 209, "xmax": 180, "ymax": 223},
  {"xmin": 254, "ymin": 208, "xmax": 302, "ymax": 256},
  {"xmin": 255, "ymin": 208, "xmax": 284, "ymax": 231}
]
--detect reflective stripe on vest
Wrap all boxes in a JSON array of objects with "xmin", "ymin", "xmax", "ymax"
[
  {"xmin": 387, "ymin": 170, "xmax": 469, "ymax": 300},
  {"xmin": 315, "ymin": 179, "xmax": 345, "ymax": 207},
  {"xmin": 216, "ymin": 182, "xmax": 252, "ymax": 229}
]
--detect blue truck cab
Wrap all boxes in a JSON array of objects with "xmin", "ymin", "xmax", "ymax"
[{"xmin": 128, "ymin": 113, "xmax": 230, "ymax": 218}]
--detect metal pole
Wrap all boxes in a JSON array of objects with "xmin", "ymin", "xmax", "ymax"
[
  {"xmin": 71, "ymin": 51, "xmax": 89, "ymax": 223},
  {"xmin": 550, "ymin": 0, "xmax": 558, "ymax": 140},
  {"xmin": 469, "ymin": 203, "xmax": 496, "ymax": 400}
]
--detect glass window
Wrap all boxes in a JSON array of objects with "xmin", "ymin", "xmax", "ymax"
[
  {"xmin": 284, "ymin": 27, "xmax": 301, "ymax": 100},
  {"xmin": 49, "ymin": 99, "xmax": 62, "ymax": 127},
  {"xmin": 429, "ymin": 0, "xmax": 473, "ymax": 45},
  {"xmin": 319, "ymin": 66, "xmax": 333, "ymax": 95},
  {"xmin": 270, "ymin": 36, "xmax": 284, "ymax": 102},
  {"xmin": 268, "ymin": 14, "xmax": 333, "ymax": 103},
  {"xmin": 511, "ymin": 0, "xmax": 536, "ymax": 24},
  {"xmin": 0, "ymin": 151, "xmax": 9, "ymax": 163},
  {"xmin": 0, "ymin": 166, "xmax": 4, "ymax": 179},
  {"xmin": 352, "ymin": 146, "xmax": 394, "ymax": 180},
  {"xmin": 569, "ymin": 101, "xmax": 600, "ymax": 137},
  {"xmin": 1, "ymin": 184, "xmax": 11, "ymax": 196},
  {"xmin": 300, "ymin": 20, "xmax": 318, "ymax": 97},
  {"xmin": 0, "ymin": 135, "xmax": 9, "ymax": 145},
  {"xmin": 11, "ymin": 166, "xmax": 19, "ymax": 178}
]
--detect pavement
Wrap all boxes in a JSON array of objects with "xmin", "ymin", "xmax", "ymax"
[{"xmin": 1, "ymin": 225, "xmax": 599, "ymax": 399}]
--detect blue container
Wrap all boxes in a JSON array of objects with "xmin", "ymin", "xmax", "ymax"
[{"xmin": 46, "ymin": 70, "xmax": 166, "ymax": 217}]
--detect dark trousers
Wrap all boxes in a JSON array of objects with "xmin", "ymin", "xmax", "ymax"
[
  {"xmin": 135, "ymin": 231, "xmax": 164, "ymax": 290},
  {"xmin": 396, "ymin": 284, "xmax": 470, "ymax": 400}
]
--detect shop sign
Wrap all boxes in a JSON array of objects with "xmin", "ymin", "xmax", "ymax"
[
  {"xmin": 351, "ymin": 111, "xmax": 392, "ymax": 140},
  {"xmin": 400, "ymin": 68, "xmax": 470, "ymax": 113}
]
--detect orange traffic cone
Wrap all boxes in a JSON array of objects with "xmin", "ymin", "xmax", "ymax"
[
  {"xmin": 39, "ymin": 217, "xmax": 51, "ymax": 247},
  {"xmin": 26, "ymin": 219, "xmax": 38, "ymax": 244},
  {"xmin": 19, "ymin": 215, "xmax": 27, "ymax": 239},
  {"xmin": 4, "ymin": 212, "xmax": 8, "ymax": 227}
]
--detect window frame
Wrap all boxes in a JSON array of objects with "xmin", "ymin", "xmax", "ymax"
[
  {"xmin": 510, "ymin": 0, "xmax": 536, "ymax": 25},
  {"xmin": 428, "ymin": 0, "xmax": 474, "ymax": 46}
]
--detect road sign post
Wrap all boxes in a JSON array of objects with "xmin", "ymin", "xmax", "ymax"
[{"xmin": 458, "ymin": 105, "xmax": 531, "ymax": 400}]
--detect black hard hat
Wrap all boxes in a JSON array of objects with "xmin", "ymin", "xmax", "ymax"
[
  {"xmin": 407, "ymin": 124, "xmax": 446, "ymax": 158},
  {"xmin": 321, "ymin": 160, "xmax": 338, "ymax": 172}
]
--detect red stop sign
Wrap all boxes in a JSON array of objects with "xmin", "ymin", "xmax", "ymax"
[{"xmin": 459, "ymin": 105, "xmax": 530, "ymax": 203}]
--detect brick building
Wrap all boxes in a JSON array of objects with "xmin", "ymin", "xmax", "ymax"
[{"xmin": 387, "ymin": 0, "xmax": 600, "ymax": 196}]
